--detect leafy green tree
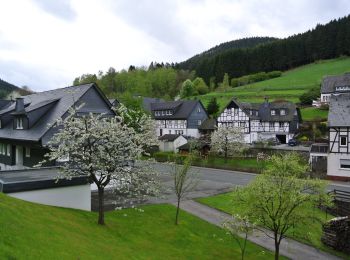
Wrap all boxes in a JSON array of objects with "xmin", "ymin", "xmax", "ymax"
[
  {"xmin": 299, "ymin": 88, "xmax": 320, "ymax": 105},
  {"xmin": 193, "ymin": 77, "xmax": 209, "ymax": 95},
  {"xmin": 180, "ymin": 79, "xmax": 197, "ymax": 98},
  {"xmin": 234, "ymin": 153, "xmax": 332, "ymax": 260},
  {"xmin": 206, "ymin": 97, "xmax": 220, "ymax": 117}
]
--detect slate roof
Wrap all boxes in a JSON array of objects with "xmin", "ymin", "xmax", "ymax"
[
  {"xmin": 151, "ymin": 100, "xmax": 200, "ymax": 119},
  {"xmin": 0, "ymin": 167, "xmax": 88, "ymax": 193},
  {"xmin": 198, "ymin": 118, "xmax": 217, "ymax": 130},
  {"xmin": 232, "ymin": 99, "xmax": 298, "ymax": 122},
  {"xmin": 0, "ymin": 83, "xmax": 104, "ymax": 142},
  {"xmin": 158, "ymin": 134, "xmax": 184, "ymax": 142},
  {"xmin": 328, "ymin": 93, "xmax": 350, "ymax": 127},
  {"xmin": 321, "ymin": 73, "xmax": 350, "ymax": 94},
  {"xmin": 108, "ymin": 98, "xmax": 119, "ymax": 107},
  {"xmin": 0, "ymin": 100, "xmax": 12, "ymax": 110}
]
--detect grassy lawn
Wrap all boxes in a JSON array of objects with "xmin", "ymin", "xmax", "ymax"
[
  {"xmin": 194, "ymin": 57, "xmax": 350, "ymax": 121},
  {"xmin": 197, "ymin": 192, "xmax": 350, "ymax": 259},
  {"xmin": 300, "ymin": 107, "xmax": 328, "ymax": 121},
  {"xmin": 0, "ymin": 193, "xmax": 280, "ymax": 259}
]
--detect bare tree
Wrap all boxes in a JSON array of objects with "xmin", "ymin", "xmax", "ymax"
[
  {"xmin": 173, "ymin": 155, "xmax": 198, "ymax": 225},
  {"xmin": 223, "ymin": 214, "xmax": 255, "ymax": 260}
]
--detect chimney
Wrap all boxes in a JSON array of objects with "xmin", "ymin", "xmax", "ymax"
[{"xmin": 15, "ymin": 97, "xmax": 25, "ymax": 112}]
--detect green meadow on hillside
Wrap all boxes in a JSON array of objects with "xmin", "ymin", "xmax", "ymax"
[
  {"xmin": 0, "ymin": 193, "xmax": 279, "ymax": 259},
  {"xmin": 194, "ymin": 57, "xmax": 350, "ymax": 121}
]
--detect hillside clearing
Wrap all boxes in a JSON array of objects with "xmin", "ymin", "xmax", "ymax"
[{"xmin": 193, "ymin": 57, "xmax": 350, "ymax": 121}]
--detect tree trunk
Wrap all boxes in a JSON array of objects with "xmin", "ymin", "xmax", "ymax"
[
  {"xmin": 274, "ymin": 234, "xmax": 280, "ymax": 260},
  {"xmin": 175, "ymin": 198, "xmax": 180, "ymax": 225},
  {"xmin": 98, "ymin": 187, "xmax": 105, "ymax": 225}
]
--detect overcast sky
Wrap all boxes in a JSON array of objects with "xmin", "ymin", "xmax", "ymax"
[{"xmin": 0, "ymin": 0, "xmax": 349, "ymax": 92}]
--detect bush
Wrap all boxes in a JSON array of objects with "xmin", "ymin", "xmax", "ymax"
[
  {"xmin": 299, "ymin": 88, "xmax": 320, "ymax": 105},
  {"xmin": 230, "ymin": 70, "xmax": 282, "ymax": 87}
]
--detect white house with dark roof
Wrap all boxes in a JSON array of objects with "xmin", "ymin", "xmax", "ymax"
[
  {"xmin": 158, "ymin": 134, "xmax": 187, "ymax": 153},
  {"xmin": 217, "ymin": 98, "xmax": 301, "ymax": 144},
  {"xmin": 0, "ymin": 83, "xmax": 115, "ymax": 170},
  {"xmin": 150, "ymin": 100, "xmax": 208, "ymax": 138},
  {"xmin": 320, "ymin": 73, "xmax": 350, "ymax": 104},
  {"xmin": 327, "ymin": 93, "xmax": 350, "ymax": 181}
]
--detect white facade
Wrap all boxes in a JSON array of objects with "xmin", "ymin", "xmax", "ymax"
[
  {"xmin": 155, "ymin": 119, "xmax": 199, "ymax": 138},
  {"xmin": 327, "ymin": 127, "xmax": 350, "ymax": 179},
  {"xmin": 321, "ymin": 93, "xmax": 331, "ymax": 104},
  {"xmin": 159, "ymin": 135, "xmax": 188, "ymax": 153},
  {"xmin": 218, "ymin": 106, "xmax": 294, "ymax": 144},
  {"xmin": 9, "ymin": 184, "xmax": 91, "ymax": 211}
]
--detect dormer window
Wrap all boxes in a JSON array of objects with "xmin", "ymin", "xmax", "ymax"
[
  {"xmin": 280, "ymin": 109, "xmax": 286, "ymax": 115},
  {"xmin": 271, "ymin": 110, "xmax": 276, "ymax": 116},
  {"xmin": 16, "ymin": 117, "xmax": 23, "ymax": 129}
]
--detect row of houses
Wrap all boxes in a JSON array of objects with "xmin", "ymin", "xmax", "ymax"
[{"xmin": 0, "ymin": 73, "xmax": 348, "ymax": 211}]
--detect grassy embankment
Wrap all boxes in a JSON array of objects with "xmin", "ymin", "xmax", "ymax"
[
  {"xmin": 0, "ymin": 193, "xmax": 281, "ymax": 259},
  {"xmin": 195, "ymin": 57, "xmax": 350, "ymax": 121},
  {"xmin": 197, "ymin": 191, "xmax": 350, "ymax": 259}
]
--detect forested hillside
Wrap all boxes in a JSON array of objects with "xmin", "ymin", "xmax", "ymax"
[
  {"xmin": 178, "ymin": 15, "xmax": 350, "ymax": 84},
  {"xmin": 0, "ymin": 78, "xmax": 25, "ymax": 98}
]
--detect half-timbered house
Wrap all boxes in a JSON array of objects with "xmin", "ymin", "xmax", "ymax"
[
  {"xmin": 327, "ymin": 93, "xmax": 350, "ymax": 181},
  {"xmin": 217, "ymin": 98, "xmax": 301, "ymax": 144},
  {"xmin": 150, "ymin": 100, "xmax": 208, "ymax": 138}
]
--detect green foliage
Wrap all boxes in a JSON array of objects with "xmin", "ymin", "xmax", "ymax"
[
  {"xmin": 231, "ymin": 71, "xmax": 282, "ymax": 88},
  {"xmin": 299, "ymin": 88, "xmax": 320, "ymax": 105},
  {"xmin": 179, "ymin": 16, "xmax": 350, "ymax": 84},
  {"xmin": 195, "ymin": 57, "xmax": 350, "ymax": 121},
  {"xmin": 0, "ymin": 194, "xmax": 278, "ymax": 259},
  {"xmin": 219, "ymin": 73, "xmax": 230, "ymax": 92},
  {"xmin": 180, "ymin": 79, "xmax": 197, "ymax": 98},
  {"xmin": 206, "ymin": 97, "xmax": 220, "ymax": 117},
  {"xmin": 193, "ymin": 77, "xmax": 209, "ymax": 95}
]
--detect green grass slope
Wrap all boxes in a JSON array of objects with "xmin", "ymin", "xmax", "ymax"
[
  {"xmin": 0, "ymin": 193, "xmax": 278, "ymax": 259},
  {"xmin": 196, "ymin": 57, "xmax": 350, "ymax": 120}
]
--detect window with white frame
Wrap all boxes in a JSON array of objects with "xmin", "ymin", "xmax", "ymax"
[
  {"xmin": 234, "ymin": 108, "xmax": 238, "ymax": 115},
  {"xmin": 16, "ymin": 117, "xmax": 23, "ymax": 129},
  {"xmin": 271, "ymin": 110, "xmax": 276, "ymax": 116},
  {"xmin": 25, "ymin": 147, "xmax": 30, "ymax": 157},
  {"xmin": 280, "ymin": 109, "xmax": 286, "ymax": 115},
  {"xmin": 227, "ymin": 108, "xmax": 231, "ymax": 115},
  {"xmin": 340, "ymin": 159, "xmax": 350, "ymax": 169},
  {"xmin": 7, "ymin": 144, "xmax": 10, "ymax": 156},
  {"xmin": 340, "ymin": 136, "xmax": 347, "ymax": 147},
  {"xmin": 197, "ymin": 120, "xmax": 201, "ymax": 126},
  {"xmin": 279, "ymin": 122, "xmax": 284, "ymax": 128}
]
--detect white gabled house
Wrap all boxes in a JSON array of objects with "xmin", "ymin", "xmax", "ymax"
[
  {"xmin": 327, "ymin": 93, "xmax": 350, "ymax": 181},
  {"xmin": 320, "ymin": 73, "xmax": 350, "ymax": 104},
  {"xmin": 217, "ymin": 98, "xmax": 301, "ymax": 144},
  {"xmin": 158, "ymin": 134, "xmax": 187, "ymax": 153}
]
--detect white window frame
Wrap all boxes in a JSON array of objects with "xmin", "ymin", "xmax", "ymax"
[
  {"xmin": 16, "ymin": 117, "xmax": 24, "ymax": 129},
  {"xmin": 280, "ymin": 109, "xmax": 286, "ymax": 116},
  {"xmin": 340, "ymin": 159, "xmax": 350, "ymax": 169},
  {"xmin": 340, "ymin": 136, "xmax": 348, "ymax": 147},
  {"xmin": 197, "ymin": 120, "xmax": 201, "ymax": 126},
  {"xmin": 271, "ymin": 110, "xmax": 276, "ymax": 116}
]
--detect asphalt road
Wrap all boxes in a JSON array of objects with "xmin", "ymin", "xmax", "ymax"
[
  {"xmin": 151, "ymin": 163, "xmax": 350, "ymax": 201},
  {"xmin": 92, "ymin": 163, "xmax": 350, "ymax": 209}
]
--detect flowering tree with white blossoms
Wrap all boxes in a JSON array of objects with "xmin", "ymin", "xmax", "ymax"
[
  {"xmin": 210, "ymin": 126, "xmax": 245, "ymax": 162},
  {"xmin": 41, "ymin": 106, "xmax": 160, "ymax": 225}
]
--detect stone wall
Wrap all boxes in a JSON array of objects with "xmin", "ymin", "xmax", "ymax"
[{"xmin": 321, "ymin": 216, "xmax": 350, "ymax": 254}]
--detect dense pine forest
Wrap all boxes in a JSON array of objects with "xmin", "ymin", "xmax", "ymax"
[
  {"xmin": 73, "ymin": 15, "xmax": 350, "ymax": 107},
  {"xmin": 178, "ymin": 15, "xmax": 350, "ymax": 84}
]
